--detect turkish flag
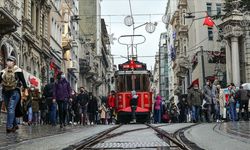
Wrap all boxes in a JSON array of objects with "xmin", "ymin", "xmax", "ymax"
[{"xmin": 203, "ymin": 16, "xmax": 215, "ymax": 27}]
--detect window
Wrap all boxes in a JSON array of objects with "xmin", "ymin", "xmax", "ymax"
[
  {"xmin": 207, "ymin": 3, "xmax": 212, "ymax": 16},
  {"xmin": 36, "ymin": 7, "xmax": 40, "ymax": 34},
  {"xmin": 42, "ymin": 15, "xmax": 45, "ymax": 36},
  {"xmin": 216, "ymin": 3, "xmax": 222, "ymax": 15},
  {"xmin": 31, "ymin": 1, "xmax": 35, "ymax": 25},
  {"xmin": 208, "ymin": 27, "xmax": 213, "ymax": 40},
  {"xmin": 62, "ymin": 25, "xmax": 65, "ymax": 34}
]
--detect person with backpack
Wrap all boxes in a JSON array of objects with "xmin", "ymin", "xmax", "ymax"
[
  {"xmin": 0, "ymin": 56, "xmax": 28, "ymax": 133},
  {"xmin": 43, "ymin": 78, "xmax": 56, "ymax": 126}
]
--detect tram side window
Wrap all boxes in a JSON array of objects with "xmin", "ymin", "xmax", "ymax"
[
  {"xmin": 126, "ymin": 75, "xmax": 133, "ymax": 91},
  {"xmin": 135, "ymin": 75, "xmax": 141, "ymax": 91}
]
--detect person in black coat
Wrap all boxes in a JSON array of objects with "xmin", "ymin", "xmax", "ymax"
[
  {"xmin": 87, "ymin": 93, "xmax": 98, "ymax": 125},
  {"xmin": 130, "ymin": 90, "xmax": 138, "ymax": 123},
  {"xmin": 0, "ymin": 56, "xmax": 28, "ymax": 133},
  {"xmin": 77, "ymin": 87, "xmax": 89, "ymax": 125}
]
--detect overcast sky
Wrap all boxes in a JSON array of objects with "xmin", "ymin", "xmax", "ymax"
[{"xmin": 101, "ymin": 0, "xmax": 168, "ymax": 70}]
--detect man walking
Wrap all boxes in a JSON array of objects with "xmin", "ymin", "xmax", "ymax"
[
  {"xmin": 237, "ymin": 85, "xmax": 249, "ymax": 121},
  {"xmin": 43, "ymin": 78, "xmax": 56, "ymax": 126},
  {"xmin": 188, "ymin": 83, "xmax": 203, "ymax": 123},
  {"xmin": 77, "ymin": 87, "xmax": 89, "ymax": 125},
  {"xmin": 53, "ymin": 72, "xmax": 71, "ymax": 128},
  {"xmin": 0, "ymin": 56, "xmax": 28, "ymax": 133},
  {"xmin": 203, "ymin": 79, "xmax": 217, "ymax": 122}
]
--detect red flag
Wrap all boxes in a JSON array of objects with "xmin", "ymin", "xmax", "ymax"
[{"xmin": 203, "ymin": 16, "xmax": 215, "ymax": 27}]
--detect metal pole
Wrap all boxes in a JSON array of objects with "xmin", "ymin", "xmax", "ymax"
[
  {"xmin": 159, "ymin": 48, "xmax": 161, "ymax": 96},
  {"xmin": 200, "ymin": 46, "xmax": 206, "ymax": 86}
]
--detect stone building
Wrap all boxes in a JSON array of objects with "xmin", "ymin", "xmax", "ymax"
[
  {"xmin": 79, "ymin": 0, "xmax": 113, "ymax": 97},
  {"xmin": 219, "ymin": 2, "xmax": 250, "ymax": 86},
  {"xmin": 166, "ymin": 0, "xmax": 227, "ymax": 101},
  {"xmin": 0, "ymin": 0, "xmax": 51, "ymax": 90}
]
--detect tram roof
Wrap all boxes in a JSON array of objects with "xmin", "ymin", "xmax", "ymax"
[{"xmin": 115, "ymin": 70, "xmax": 151, "ymax": 75}]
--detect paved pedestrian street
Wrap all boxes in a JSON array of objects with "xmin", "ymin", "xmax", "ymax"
[
  {"xmin": 185, "ymin": 121, "xmax": 250, "ymax": 150},
  {"xmin": 0, "ymin": 124, "xmax": 115, "ymax": 150},
  {"xmin": 0, "ymin": 122, "xmax": 249, "ymax": 149}
]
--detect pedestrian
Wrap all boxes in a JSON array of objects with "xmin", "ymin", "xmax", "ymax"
[
  {"xmin": 154, "ymin": 94, "xmax": 162, "ymax": 123},
  {"xmin": 177, "ymin": 97, "xmax": 188, "ymax": 123},
  {"xmin": 169, "ymin": 100, "xmax": 178, "ymax": 123},
  {"xmin": 0, "ymin": 56, "xmax": 28, "ymax": 133},
  {"xmin": 203, "ymin": 79, "xmax": 217, "ymax": 122},
  {"xmin": 228, "ymin": 83, "xmax": 237, "ymax": 122},
  {"xmin": 68, "ymin": 90, "xmax": 77, "ymax": 125},
  {"xmin": 77, "ymin": 87, "xmax": 89, "ymax": 125},
  {"xmin": 237, "ymin": 85, "xmax": 249, "ymax": 121},
  {"xmin": 28, "ymin": 87, "xmax": 40, "ymax": 125},
  {"xmin": 187, "ymin": 83, "xmax": 203, "ymax": 123},
  {"xmin": 99, "ymin": 102, "xmax": 107, "ymax": 124},
  {"xmin": 108, "ymin": 90, "xmax": 116, "ymax": 124},
  {"xmin": 43, "ymin": 78, "xmax": 57, "ymax": 126},
  {"xmin": 215, "ymin": 85, "xmax": 225, "ymax": 122},
  {"xmin": 130, "ymin": 90, "xmax": 138, "ymax": 123},
  {"xmin": 87, "ymin": 93, "xmax": 98, "ymax": 125},
  {"xmin": 53, "ymin": 72, "xmax": 71, "ymax": 128},
  {"xmin": 0, "ymin": 85, "xmax": 3, "ymax": 125}
]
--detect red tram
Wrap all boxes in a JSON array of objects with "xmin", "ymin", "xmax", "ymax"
[{"xmin": 114, "ymin": 59, "xmax": 153, "ymax": 123}]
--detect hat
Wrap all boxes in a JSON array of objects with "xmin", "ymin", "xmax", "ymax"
[{"xmin": 7, "ymin": 56, "xmax": 16, "ymax": 62}]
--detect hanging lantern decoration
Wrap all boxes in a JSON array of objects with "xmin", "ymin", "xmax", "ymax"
[
  {"xmin": 124, "ymin": 15, "xmax": 134, "ymax": 27},
  {"xmin": 145, "ymin": 22, "xmax": 157, "ymax": 33}
]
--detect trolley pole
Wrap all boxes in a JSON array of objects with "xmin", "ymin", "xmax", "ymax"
[{"xmin": 200, "ymin": 46, "xmax": 206, "ymax": 86}]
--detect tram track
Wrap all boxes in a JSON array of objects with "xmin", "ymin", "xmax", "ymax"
[{"xmin": 64, "ymin": 123, "xmax": 202, "ymax": 150}]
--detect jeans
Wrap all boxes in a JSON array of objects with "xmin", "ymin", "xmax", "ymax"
[
  {"xmin": 229, "ymin": 102, "xmax": 237, "ymax": 121},
  {"xmin": 131, "ymin": 106, "xmax": 137, "ymax": 121},
  {"xmin": 57, "ymin": 100, "xmax": 68, "ymax": 125},
  {"xmin": 205, "ymin": 104, "xmax": 212, "ymax": 122},
  {"xmin": 154, "ymin": 109, "xmax": 161, "ymax": 123},
  {"xmin": 50, "ymin": 103, "xmax": 57, "ymax": 125},
  {"xmin": 3, "ymin": 90, "xmax": 20, "ymax": 129},
  {"xmin": 192, "ymin": 105, "xmax": 200, "ymax": 122},
  {"xmin": 28, "ymin": 107, "xmax": 32, "ymax": 122}
]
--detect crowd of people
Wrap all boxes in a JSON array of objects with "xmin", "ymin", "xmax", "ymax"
[
  {"xmin": 153, "ymin": 79, "xmax": 250, "ymax": 124},
  {"xmin": 0, "ymin": 56, "xmax": 116, "ymax": 133},
  {"xmin": 21, "ymin": 75, "xmax": 116, "ymax": 128}
]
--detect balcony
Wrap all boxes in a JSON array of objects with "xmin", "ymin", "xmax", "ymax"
[
  {"xmin": 68, "ymin": 60, "xmax": 78, "ymax": 71},
  {"xmin": 174, "ymin": 55, "xmax": 190, "ymax": 78},
  {"xmin": 178, "ymin": 25, "xmax": 188, "ymax": 36},
  {"xmin": 79, "ymin": 58, "xmax": 91, "ymax": 74},
  {"xmin": 0, "ymin": 0, "xmax": 20, "ymax": 35}
]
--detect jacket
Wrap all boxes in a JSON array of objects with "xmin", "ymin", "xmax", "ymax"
[
  {"xmin": 130, "ymin": 95, "xmax": 138, "ymax": 106},
  {"xmin": 203, "ymin": 85, "xmax": 217, "ymax": 104},
  {"xmin": 87, "ymin": 97, "xmax": 98, "ymax": 114},
  {"xmin": 53, "ymin": 78, "xmax": 71, "ymax": 101},
  {"xmin": 237, "ymin": 89, "xmax": 250, "ymax": 101},
  {"xmin": 187, "ymin": 88, "xmax": 203, "ymax": 106},
  {"xmin": 77, "ymin": 92, "xmax": 89, "ymax": 107},
  {"xmin": 154, "ymin": 95, "xmax": 162, "ymax": 110},
  {"xmin": 108, "ymin": 95, "xmax": 116, "ymax": 108}
]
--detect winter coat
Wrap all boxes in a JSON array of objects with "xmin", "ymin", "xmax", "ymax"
[
  {"xmin": 53, "ymin": 78, "xmax": 71, "ymax": 101},
  {"xmin": 108, "ymin": 95, "xmax": 116, "ymax": 108},
  {"xmin": 203, "ymin": 85, "xmax": 217, "ymax": 104},
  {"xmin": 187, "ymin": 88, "xmax": 203, "ymax": 106},
  {"xmin": 218, "ymin": 89, "xmax": 226, "ymax": 115},
  {"xmin": 154, "ymin": 95, "xmax": 162, "ymax": 110},
  {"xmin": 237, "ymin": 89, "xmax": 250, "ymax": 101},
  {"xmin": 99, "ymin": 104, "xmax": 107, "ymax": 119},
  {"xmin": 87, "ymin": 97, "xmax": 98, "ymax": 114},
  {"xmin": 77, "ymin": 92, "xmax": 89, "ymax": 107},
  {"xmin": 130, "ymin": 96, "xmax": 138, "ymax": 106}
]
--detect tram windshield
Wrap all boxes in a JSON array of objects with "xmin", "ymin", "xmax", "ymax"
[{"xmin": 116, "ymin": 73, "xmax": 150, "ymax": 92}]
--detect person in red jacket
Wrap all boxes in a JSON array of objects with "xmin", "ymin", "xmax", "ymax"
[{"xmin": 108, "ymin": 90, "xmax": 116, "ymax": 124}]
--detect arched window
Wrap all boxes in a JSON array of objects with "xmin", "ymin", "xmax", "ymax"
[{"xmin": 0, "ymin": 45, "xmax": 7, "ymax": 70}]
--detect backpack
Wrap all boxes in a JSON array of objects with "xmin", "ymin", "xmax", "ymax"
[{"xmin": 2, "ymin": 68, "xmax": 17, "ymax": 91}]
